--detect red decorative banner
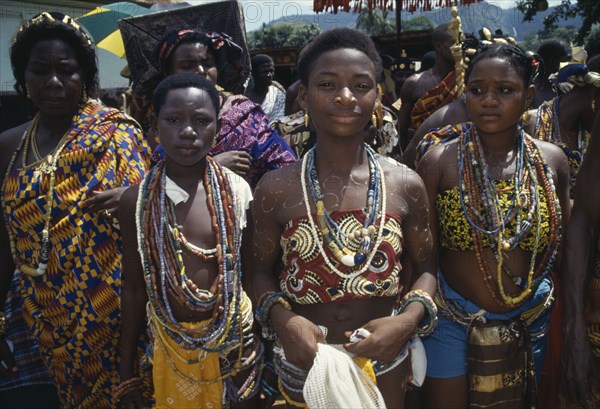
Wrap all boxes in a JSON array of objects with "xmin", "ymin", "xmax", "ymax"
[{"xmin": 313, "ymin": 0, "xmax": 481, "ymax": 13}]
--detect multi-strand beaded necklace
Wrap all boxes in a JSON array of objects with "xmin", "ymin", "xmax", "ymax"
[
  {"xmin": 301, "ymin": 144, "xmax": 386, "ymax": 279},
  {"xmin": 458, "ymin": 126, "xmax": 561, "ymax": 307},
  {"xmin": 136, "ymin": 157, "xmax": 244, "ymax": 354},
  {"xmin": 1, "ymin": 114, "xmax": 72, "ymax": 277}
]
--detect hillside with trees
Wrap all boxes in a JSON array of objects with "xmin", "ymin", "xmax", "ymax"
[{"xmin": 248, "ymin": 0, "xmax": 587, "ymax": 50}]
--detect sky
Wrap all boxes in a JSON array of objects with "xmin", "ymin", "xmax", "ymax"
[{"xmin": 188, "ymin": 0, "xmax": 564, "ymax": 32}]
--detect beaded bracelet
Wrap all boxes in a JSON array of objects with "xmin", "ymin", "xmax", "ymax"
[
  {"xmin": 395, "ymin": 289, "xmax": 438, "ymax": 337},
  {"xmin": 278, "ymin": 378, "xmax": 308, "ymax": 408},
  {"xmin": 256, "ymin": 292, "xmax": 292, "ymax": 341},
  {"xmin": 0, "ymin": 312, "xmax": 6, "ymax": 337},
  {"xmin": 112, "ymin": 377, "xmax": 143, "ymax": 402}
]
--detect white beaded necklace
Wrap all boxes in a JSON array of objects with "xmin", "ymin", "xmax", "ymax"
[{"xmin": 300, "ymin": 145, "xmax": 387, "ymax": 279}]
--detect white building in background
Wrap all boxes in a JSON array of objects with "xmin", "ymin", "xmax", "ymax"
[{"xmin": 0, "ymin": 0, "xmax": 138, "ymax": 95}]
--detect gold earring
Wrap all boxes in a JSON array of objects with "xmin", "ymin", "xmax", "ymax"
[
  {"xmin": 371, "ymin": 113, "xmax": 377, "ymax": 128},
  {"xmin": 81, "ymin": 86, "xmax": 88, "ymax": 104},
  {"xmin": 304, "ymin": 111, "xmax": 309, "ymax": 128},
  {"xmin": 522, "ymin": 109, "xmax": 530, "ymax": 122}
]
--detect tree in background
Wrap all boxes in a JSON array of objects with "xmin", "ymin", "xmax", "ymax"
[
  {"xmin": 517, "ymin": 0, "xmax": 600, "ymax": 43},
  {"xmin": 355, "ymin": 10, "xmax": 433, "ymax": 36},
  {"xmin": 247, "ymin": 22, "xmax": 322, "ymax": 49},
  {"xmin": 521, "ymin": 25, "xmax": 578, "ymax": 52},
  {"xmin": 355, "ymin": 7, "xmax": 396, "ymax": 35},
  {"xmin": 401, "ymin": 16, "xmax": 434, "ymax": 32}
]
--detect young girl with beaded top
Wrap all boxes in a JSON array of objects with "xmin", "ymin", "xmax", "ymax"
[
  {"xmin": 251, "ymin": 28, "xmax": 437, "ymax": 408},
  {"xmin": 116, "ymin": 73, "xmax": 262, "ymax": 408},
  {"xmin": 417, "ymin": 44, "xmax": 571, "ymax": 408}
]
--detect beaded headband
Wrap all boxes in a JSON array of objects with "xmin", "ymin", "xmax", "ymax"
[{"xmin": 14, "ymin": 12, "xmax": 93, "ymax": 47}]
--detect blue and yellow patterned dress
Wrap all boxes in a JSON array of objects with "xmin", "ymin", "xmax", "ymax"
[{"xmin": 2, "ymin": 102, "xmax": 150, "ymax": 408}]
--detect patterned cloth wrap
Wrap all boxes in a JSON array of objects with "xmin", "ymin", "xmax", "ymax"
[
  {"xmin": 149, "ymin": 293, "xmax": 263, "ymax": 408},
  {"xmin": 153, "ymin": 94, "xmax": 296, "ymax": 188},
  {"xmin": 0, "ymin": 271, "xmax": 52, "ymax": 392},
  {"xmin": 271, "ymin": 111, "xmax": 314, "ymax": 159},
  {"xmin": 2, "ymin": 102, "xmax": 150, "ymax": 408},
  {"xmin": 279, "ymin": 210, "xmax": 404, "ymax": 304},
  {"xmin": 259, "ymin": 84, "xmax": 286, "ymax": 122},
  {"xmin": 410, "ymin": 70, "xmax": 460, "ymax": 130},
  {"xmin": 415, "ymin": 122, "xmax": 472, "ymax": 166},
  {"xmin": 534, "ymin": 96, "xmax": 590, "ymax": 197}
]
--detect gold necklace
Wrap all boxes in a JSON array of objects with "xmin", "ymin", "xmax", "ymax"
[
  {"xmin": 21, "ymin": 116, "xmax": 39, "ymax": 168},
  {"xmin": 31, "ymin": 125, "xmax": 43, "ymax": 162},
  {"xmin": 2, "ymin": 114, "xmax": 72, "ymax": 276}
]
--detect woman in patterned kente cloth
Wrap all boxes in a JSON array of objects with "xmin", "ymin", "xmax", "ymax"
[
  {"xmin": 561, "ymin": 109, "xmax": 600, "ymax": 409},
  {"xmin": 417, "ymin": 44, "xmax": 570, "ymax": 408},
  {"xmin": 0, "ymin": 12, "xmax": 150, "ymax": 408},
  {"xmin": 251, "ymin": 28, "xmax": 437, "ymax": 408}
]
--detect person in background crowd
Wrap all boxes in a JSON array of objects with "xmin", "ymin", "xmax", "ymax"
[
  {"xmin": 390, "ymin": 50, "xmax": 415, "ymax": 110},
  {"xmin": 0, "ymin": 12, "xmax": 150, "ymax": 407},
  {"xmin": 380, "ymin": 54, "xmax": 398, "ymax": 108},
  {"xmin": 561, "ymin": 109, "xmax": 600, "ymax": 409},
  {"xmin": 397, "ymin": 24, "xmax": 458, "ymax": 150},
  {"xmin": 245, "ymin": 54, "xmax": 286, "ymax": 122},
  {"xmin": 533, "ymin": 57, "xmax": 600, "ymax": 197},
  {"xmin": 418, "ymin": 44, "xmax": 570, "ymax": 408},
  {"xmin": 399, "ymin": 99, "xmax": 470, "ymax": 168},
  {"xmin": 586, "ymin": 30, "xmax": 600, "ymax": 62},
  {"xmin": 148, "ymin": 29, "xmax": 296, "ymax": 188},
  {"xmin": 284, "ymin": 76, "xmax": 303, "ymax": 116},
  {"xmin": 400, "ymin": 31, "xmax": 525, "ymax": 168},
  {"xmin": 419, "ymin": 50, "xmax": 436, "ymax": 72},
  {"xmin": 533, "ymin": 38, "xmax": 571, "ymax": 108}
]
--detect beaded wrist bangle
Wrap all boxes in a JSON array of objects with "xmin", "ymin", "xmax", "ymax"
[
  {"xmin": 395, "ymin": 289, "xmax": 438, "ymax": 337},
  {"xmin": 112, "ymin": 377, "xmax": 143, "ymax": 402},
  {"xmin": 256, "ymin": 291, "xmax": 292, "ymax": 341},
  {"xmin": 0, "ymin": 312, "xmax": 6, "ymax": 337}
]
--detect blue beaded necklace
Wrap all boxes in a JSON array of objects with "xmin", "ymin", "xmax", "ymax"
[{"xmin": 305, "ymin": 144, "xmax": 382, "ymax": 267}]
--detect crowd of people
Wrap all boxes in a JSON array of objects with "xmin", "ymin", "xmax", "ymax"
[{"xmin": 0, "ymin": 5, "xmax": 599, "ymax": 409}]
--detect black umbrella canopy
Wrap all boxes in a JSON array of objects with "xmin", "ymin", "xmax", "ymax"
[{"xmin": 119, "ymin": 0, "xmax": 250, "ymax": 95}]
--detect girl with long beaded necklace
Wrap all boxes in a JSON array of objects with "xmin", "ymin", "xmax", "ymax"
[
  {"xmin": 250, "ymin": 28, "xmax": 438, "ymax": 408},
  {"xmin": 117, "ymin": 74, "xmax": 262, "ymax": 408},
  {"xmin": 417, "ymin": 44, "xmax": 571, "ymax": 408}
]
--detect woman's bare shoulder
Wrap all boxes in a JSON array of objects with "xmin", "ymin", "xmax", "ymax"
[{"xmin": 0, "ymin": 122, "xmax": 30, "ymax": 168}]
